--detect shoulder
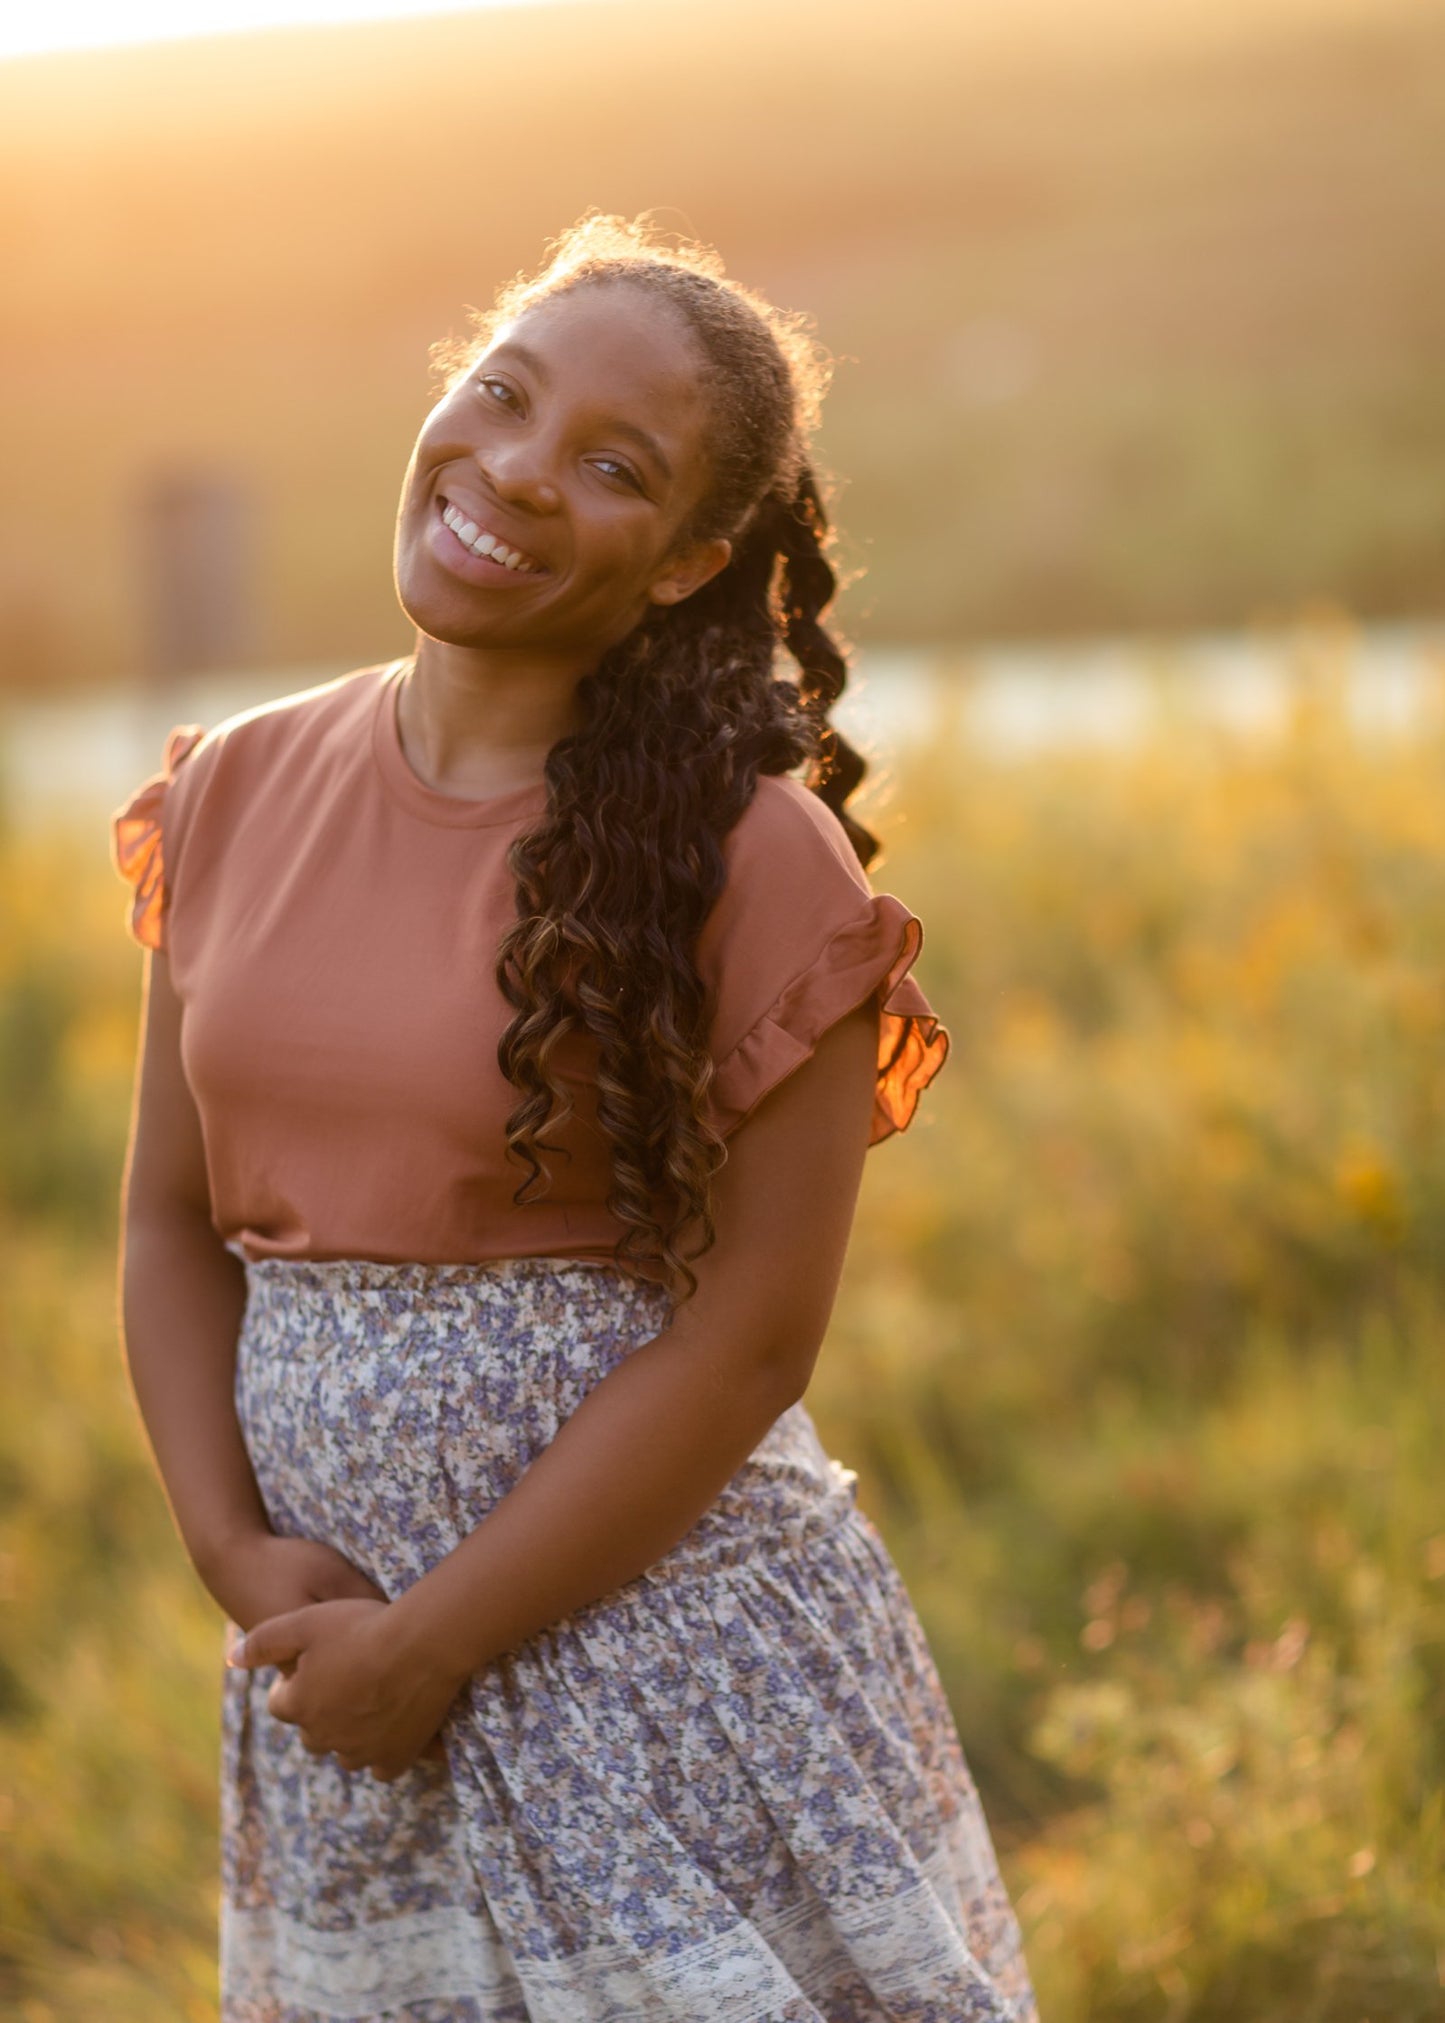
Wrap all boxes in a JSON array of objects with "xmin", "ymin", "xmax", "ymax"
[
  {"xmin": 147, "ymin": 661, "xmax": 390, "ymax": 886},
  {"xmin": 110, "ymin": 661, "xmax": 391, "ymax": 954},
  {"xmin": 697, "ymin": 773, "xmax": 877, "ymax": 989},
  {"xmin": 696, "ymin": 773, "xmax": 949, "ymax": 1143},
  {"xmin": 178, "ymin": 662, "xmax": 386, "ymax": 787},
  {"xmin": 719, "ymin": 772, "xmax": 871, "ymax": 899},
  {"xmin": 160, "ymin": 662, "xmax": 387, "ymax": 835}
]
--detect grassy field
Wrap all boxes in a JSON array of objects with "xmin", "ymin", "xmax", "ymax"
[{"xmin": 2, "ymin": 622, "xmax": 1444, "ymax": 2016}]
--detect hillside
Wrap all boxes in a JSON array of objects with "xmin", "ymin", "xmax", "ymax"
[{"xmin": 1, "ymin": 0, "xmax": 1442, "ymax": 688}]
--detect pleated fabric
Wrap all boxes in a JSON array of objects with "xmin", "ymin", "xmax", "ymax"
[{"xmin": 220, "ymin": 1255, "xmax": 1037, "ymax": 2023}]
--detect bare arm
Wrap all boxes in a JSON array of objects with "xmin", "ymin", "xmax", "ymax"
[
  {"xmin": 119, "ymin": 943, "xmax": 418, "ymax": 1659},
  {"xmin": 385, "ymin": 993, "xmax": 882, "ymax": 1687},
  {"xmin": 117, "ymin": 945, "xmax": 272, "ymax": 1581}
]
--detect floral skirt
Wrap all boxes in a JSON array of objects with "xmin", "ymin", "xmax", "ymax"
[{"xmin": 220, "ymin": 1254, "xmax": 1038, "ymax": 2022}]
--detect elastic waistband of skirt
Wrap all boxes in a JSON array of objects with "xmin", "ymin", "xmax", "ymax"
[{"xmin": 239, "ymin": 1253, "xmax": 663, "ymax": 1293}]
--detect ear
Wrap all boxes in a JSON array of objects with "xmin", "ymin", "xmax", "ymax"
[{"xmin": 646, "ymin": 536, "xmax": 733, "ymax": 608}]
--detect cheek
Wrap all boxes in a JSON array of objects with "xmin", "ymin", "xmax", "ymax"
[
  {"xmin": 568, "ymin": 501, "xmax": 660, "ymax": 577},
  {"xmin": 397, "ymin": 448, "xmax": 433, "ymax": 519},
  {"xmin": 404, "ymin": 400, "xmax": 462, "ymax": 481},
  {"xmin": 587, "ymin": 541, "xmax": 671, "ymax": 613},
  {"xmin": 398, "ymin": 455, "xmax": 423, "ymax": 513}
]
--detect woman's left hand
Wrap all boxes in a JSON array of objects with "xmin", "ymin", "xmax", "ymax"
[{"xmin": 227, "ymin": 1598, "xmax": 466, "ymax": 1781}]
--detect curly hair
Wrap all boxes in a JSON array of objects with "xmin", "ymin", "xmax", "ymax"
[{"xmin": 426, "ymin": 210, "xmax": 880, "ymax": 1302}]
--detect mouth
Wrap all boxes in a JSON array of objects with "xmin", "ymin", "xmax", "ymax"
[{"xmin": 434, "ymin": 493, "xmax": 549, "ymax": 578}]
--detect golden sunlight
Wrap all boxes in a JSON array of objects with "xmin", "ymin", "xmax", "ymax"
[{"xmin": 0, "ymin": 0, "xmax": 568, "ymax": 62}]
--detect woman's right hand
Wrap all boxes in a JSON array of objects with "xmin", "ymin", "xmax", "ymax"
[{"xmin": 206, "ymin": 1531, "xmax": 449, "ymax": 1764}]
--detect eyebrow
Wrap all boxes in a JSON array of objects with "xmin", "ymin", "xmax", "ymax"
[{"xmin": 485, "ymin": 339, "xmax": 676, "ymax": 484}]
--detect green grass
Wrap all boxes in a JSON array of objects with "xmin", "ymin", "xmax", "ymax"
[{"xmin": 4, "ymin": 628, "xmax": 1445, "ymax": 2014}]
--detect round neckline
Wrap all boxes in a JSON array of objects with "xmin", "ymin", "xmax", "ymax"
[{"xmin": 371, "ymin": 658, "xmax": 551, "ymax": 830}]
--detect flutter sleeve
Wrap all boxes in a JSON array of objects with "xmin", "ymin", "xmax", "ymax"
[
  {"xmin": 109, "ymin": 724, "xmax": 208, "ymax": 952},
  {"xmin": 697, "ymin": 777, "xmax": 951, "ymax": 1147}
]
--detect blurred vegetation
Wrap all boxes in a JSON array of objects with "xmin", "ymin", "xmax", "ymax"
[
  {"xmin": 4, "ymin": 619, "xmax": 1445, "ymax": 2015},
  {"xmin": 0, "ymin": 832, "xmax": 223, "ymax": 2016},
  {"xmin": 3, "ymin": 0, "xmax": 1444, "ymax": 687}
]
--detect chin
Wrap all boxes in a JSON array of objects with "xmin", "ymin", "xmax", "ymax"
[
  {"xmin": 397, "ymin": 597, "xmax": 540, "ymax": 655},
  {"xmin": 392, "ymin": 571, "xmax": 493, "ymax": 646}
]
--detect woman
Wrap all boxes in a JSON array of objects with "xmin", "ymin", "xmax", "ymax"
[{"xmin": 112, "ymin": 212, "xmax": 1038, "ymax": 2022}]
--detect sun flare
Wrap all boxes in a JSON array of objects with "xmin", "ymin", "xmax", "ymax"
[{"xmin": 0, "ymin": 0, "xmax": 567, "ymax": 62}]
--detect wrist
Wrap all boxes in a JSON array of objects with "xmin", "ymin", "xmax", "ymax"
[
  {"xmin": 386, "ymin": 1576, "xmax": 485, "ymax": 1692},
  {"xmin": 191, "ymin": 1515, "xmax": 274, "ymax": 1587}
]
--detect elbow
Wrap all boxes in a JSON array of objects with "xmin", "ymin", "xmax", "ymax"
[
  {"xmin": 681, "ymin": 1311, "xmax": 820, "ymax": 1417},
  {"xmin": 753, "ymin": 1316, "xmax": 827, "ymax": 1410},
  {"xmin": 122, "ymin": 1195, "xmax": 208, "ymax": 1251},
  {"xmin": 771, "ymin": 1360, "xmax": 818, "ymax": 1412},
  {"xmin": 120, "ymin": 1196, "xmax": 232, "ymax": 1285},
  {"xmin": 666, "ymin": 1257, "xmax": 836, "ymax": 1412}
]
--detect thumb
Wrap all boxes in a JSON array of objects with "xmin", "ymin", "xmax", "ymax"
[{"xmin": 228, "ymin": 1608, "xmax": 313, "ymax": 1671}]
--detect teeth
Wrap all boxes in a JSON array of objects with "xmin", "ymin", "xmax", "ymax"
[{"xmin": 441, "ymin": 502, "xmax": 539, "ymax": 573}]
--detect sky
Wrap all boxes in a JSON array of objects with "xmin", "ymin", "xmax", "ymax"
[{"xmin": 0, "ymin": 0, "xmax": 577, "ymax": 61}]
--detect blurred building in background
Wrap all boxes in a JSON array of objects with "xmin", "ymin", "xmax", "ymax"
[{"xmin": 133, "ymin": 465, "xmax": 257, "ymax": 683}]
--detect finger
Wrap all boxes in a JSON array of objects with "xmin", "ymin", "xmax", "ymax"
[
  {"xmin": 266, "ymin": 1678, "xmax": 301, "ymax": 1726},
  {"xmin": 228, "ymin": 1607, "xmax": 311, "ymax": 1671}
]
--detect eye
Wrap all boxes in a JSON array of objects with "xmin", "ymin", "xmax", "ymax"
[
  {"xmin": 592, "ymin": 456, "xmax": 644, "ymax": 492},
  {"xmin": 475, "ymin": 374, "xmax": 520, "ymax": 409}
]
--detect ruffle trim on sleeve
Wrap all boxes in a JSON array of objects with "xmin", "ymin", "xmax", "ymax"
[
  {"xmin": 707, "ymin": 892, "xmax": 951, "ymax": 1146},
  {"xmin": 110, "ymin": 725, "xmax": 207, "ymax": 951}
]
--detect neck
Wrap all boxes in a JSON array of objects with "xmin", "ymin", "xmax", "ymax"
[{"xmin": 402, "ymin": 636, "xmax": 590, "ymax": 794}]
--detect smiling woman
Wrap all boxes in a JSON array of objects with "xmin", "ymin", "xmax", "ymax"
[
  {"xmin": 109, "ymin": 210, "xmax": 1037, "ymax": 2021},
  {"xmin": 392, "ymin": 274, "xmax": 745, "ymax": 760}
]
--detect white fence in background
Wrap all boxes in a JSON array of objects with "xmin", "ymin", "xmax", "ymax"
[{"xmin": 6, "ymin": 616, "xmax": 1445, "ymax": 832}]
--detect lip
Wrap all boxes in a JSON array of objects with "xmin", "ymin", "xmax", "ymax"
[{"xmin": 429, "ymin": 492, "xmax": 551, "ymax": 585}]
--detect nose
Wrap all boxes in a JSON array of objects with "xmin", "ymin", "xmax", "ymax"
[{"xmin": 473, "ymin": 432, "xmax": 562, "ymax": 515}]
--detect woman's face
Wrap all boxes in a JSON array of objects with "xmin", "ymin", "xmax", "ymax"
[{"xmin": 393, "ymin": 282, "xmax": 733, "ymax": 660}]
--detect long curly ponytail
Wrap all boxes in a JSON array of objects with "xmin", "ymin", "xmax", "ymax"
[{"xmin": 427, "ymin": 212, "xmax": 880, "ymax": 1300}]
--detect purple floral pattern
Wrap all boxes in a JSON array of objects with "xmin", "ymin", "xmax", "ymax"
[{"xmin": 221, "ymin": 1255, "xmax": 1038, "ymax": 2022}]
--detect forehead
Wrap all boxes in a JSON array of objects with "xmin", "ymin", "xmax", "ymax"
[{"xmin": 482, "ymin": 284, "xmax": 709, "ymax": 421}]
